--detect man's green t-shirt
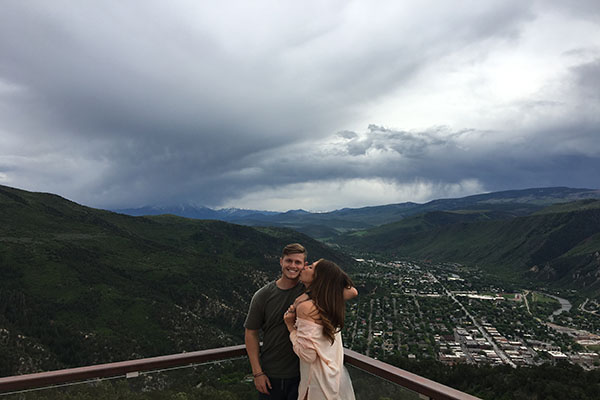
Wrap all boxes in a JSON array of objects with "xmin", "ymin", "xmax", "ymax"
[{"xmin": 244, "ymin": 281, "xmax": 305, "ymax": 379}]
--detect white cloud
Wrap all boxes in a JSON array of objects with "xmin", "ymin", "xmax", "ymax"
[
  {"xmin": 362, "ymin": 3, "xmax": 600, "ymax": 132},
  {"xmin": 222, "ymin": 178, "xmax": 486, "ymax": 212}
]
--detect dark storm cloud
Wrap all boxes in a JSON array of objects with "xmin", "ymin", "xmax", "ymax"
[
  {"xmin": 545, "ymin": 0, "xmax": 600, "ymax": 23},
  {"xmin": 571, "ymin": 58, "xmax": 600, "ymax": 101},
  {"xmin": 0, "ymin": 1, "xmax": 598, "ymax": 210},
  {"xmin": 0, "ymin": 1, "xmax": 356, "ymax": 206}
]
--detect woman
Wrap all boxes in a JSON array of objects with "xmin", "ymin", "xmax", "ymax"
[{"xmin": 283, "ymin": 259, "xmax": 357, "ymax": 400}]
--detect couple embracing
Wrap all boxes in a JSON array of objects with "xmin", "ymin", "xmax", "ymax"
[{"xmin": 244, "ymin": 243, "xmax": 357, "ymax": 400}]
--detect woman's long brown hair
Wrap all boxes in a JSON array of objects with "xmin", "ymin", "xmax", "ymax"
[{"xmin": 308, "ymin": 259, "xmax": 354, "ymax": 344}]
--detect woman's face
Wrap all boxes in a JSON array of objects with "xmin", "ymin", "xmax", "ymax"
[{"xmin": 300, "ymin": 261, "xmax": 316, "ymax": 287}]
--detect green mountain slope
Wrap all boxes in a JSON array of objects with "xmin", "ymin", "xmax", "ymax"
[
  {"xmin": 0, "ymin": 185, "xmax": 353, "ymax": 376},
  {"xmin": 335, "ymin": 201, "xmax": 600, "ymax": 292}
]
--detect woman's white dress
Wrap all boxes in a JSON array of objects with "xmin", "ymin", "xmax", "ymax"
[{"xmin": 289, "ymin": 318, "xmax": 355, "ymax": 400}]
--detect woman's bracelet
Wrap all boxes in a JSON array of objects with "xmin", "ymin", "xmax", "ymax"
[{"xmin": 253, "ymin": 371, "xmax": 266, "ymax": 378}]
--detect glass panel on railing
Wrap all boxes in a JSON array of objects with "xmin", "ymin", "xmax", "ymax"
[
  {"xmin": 1, "ymin": 357, "xmax": 257, "ymax": 400},
  {"xmin": 346, "ymin": 363, "xmax": 422, "ymax": 400}
]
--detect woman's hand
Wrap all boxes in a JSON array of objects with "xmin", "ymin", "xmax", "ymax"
[{"xmin": 283, "ymin": 304, "xmax": 296, "ymax": 332}]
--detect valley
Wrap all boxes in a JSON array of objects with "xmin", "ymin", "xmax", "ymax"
[{"xmin": 343, "ymin": 258, "xmax": 600, "ymax": 369}]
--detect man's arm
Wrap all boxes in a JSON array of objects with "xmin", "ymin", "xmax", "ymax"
[{"xmin": 244, "ymin": 328, "xmax": 271, "ymax": 394}]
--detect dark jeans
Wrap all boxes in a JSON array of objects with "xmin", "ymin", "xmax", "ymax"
[{"xmin": 258, "ymin": 376, "xmax": 300, "ymax": 400}]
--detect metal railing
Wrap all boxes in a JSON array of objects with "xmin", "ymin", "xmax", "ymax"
[
  {"xmin": 0, "ymin": 345, "xmax": 480, "ymax": 399},
  {"xmin": 344, "ymin": 349, "xmax": 480, "ymax": 400},
  {"xmin": 0, "ymin": 345, "xmax": 247, "ymax": 394}
]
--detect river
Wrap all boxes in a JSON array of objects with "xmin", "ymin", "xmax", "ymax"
[{"xmin": 543, "ymin": 293, "xmax": 572, "ymax": 320}]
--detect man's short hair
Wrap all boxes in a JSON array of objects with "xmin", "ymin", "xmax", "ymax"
[{"xmin": 282, "ymin": 243, "xmax": 307, "ymax": 260}]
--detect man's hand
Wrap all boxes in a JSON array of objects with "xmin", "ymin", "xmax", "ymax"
[{"xmin": 254, "ymin": 373, "xmax": 272, "ymax": 394}]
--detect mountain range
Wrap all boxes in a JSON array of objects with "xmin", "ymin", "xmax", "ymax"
[
  {"xmin": 114, "ymin": 187, "xmax": 600, "ymax": 240},
  {"xmin": 115, "ymin": 204, "xmax": 278, "ymax": 221}
]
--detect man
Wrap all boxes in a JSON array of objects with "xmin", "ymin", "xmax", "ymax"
[{"xmin": 244, "ymin": 243, "xmax": 307, "ymax": 399}]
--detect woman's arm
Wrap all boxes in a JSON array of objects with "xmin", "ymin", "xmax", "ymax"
[
  {"xmin": 289, "ymin": 302, "xmax": 320, "ymax": 363},
  {"xmin": 296, "ymin": 300, "xmax": 319, "ymax": 322},
  {"xmin": 343, "ymin": 286, "xmax": 358, "ymax": 301}
]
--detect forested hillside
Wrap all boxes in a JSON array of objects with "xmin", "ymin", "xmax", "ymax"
[
  {"xmin": 335, "ymin": 200, "xmax": 600, "ymax": 293},
  {"xmin": 0, "ymin": 185, "xmax": 353, "ymax": 376}
]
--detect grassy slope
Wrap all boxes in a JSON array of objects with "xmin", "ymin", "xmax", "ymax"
[{"xmin": 0, "ymin": 185, "xmax": 352, "ymax": 376}]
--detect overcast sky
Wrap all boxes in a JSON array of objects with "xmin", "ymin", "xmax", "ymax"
[{"xmin": 1, "ymin": 1, "xmax": 599, "ymax": 212}]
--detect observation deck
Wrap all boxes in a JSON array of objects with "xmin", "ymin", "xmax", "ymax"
[{"xmin": 0, "ymin": 345, "xmax": 481, "ymax": 399}]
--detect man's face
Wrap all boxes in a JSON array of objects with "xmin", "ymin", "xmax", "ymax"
[{"xmin": 280, "ymin": 253, "xmax": 306, "ymax": 281}]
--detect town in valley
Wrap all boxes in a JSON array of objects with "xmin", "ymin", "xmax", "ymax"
[{"xmin": 342, "ymin": 259, "xmax": 600, "ymax": 370}]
